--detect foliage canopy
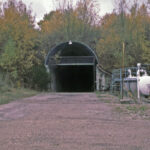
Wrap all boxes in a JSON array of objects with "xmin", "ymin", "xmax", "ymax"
[{"xmin": 0, "ymin": 0, "xmax": 150, "ymax": 89}]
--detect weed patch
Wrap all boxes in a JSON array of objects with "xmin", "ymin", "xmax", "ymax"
[
  {"xmin": 115, "ymin": 106, "xmax": 124, "ymax": 113},
  {"xmin": 0, "ymin": 88, "xmax": 38, "ymax": 105},
  {"xmin": 126, "ymin": 105, "xmax": 148, "ymax": 114}
]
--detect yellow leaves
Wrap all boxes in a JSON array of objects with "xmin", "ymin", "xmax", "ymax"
[
  {"xmin": 97, "ymin": 31, "xmax": 120, "ymax": 57},
  {"xmin": 40, "ymin": 10, "xmax": 64, "ymax": 34},
  {"xmin": 96, "ymin": 2, "xmax": 150, "ymax": 71},
  {"xmin": 0, "ymin": 0, "xmax": 40, "ymax": 83},
  {"xmin": 101, "ymin": 14, "xmax": 117, "ymax": 30}
]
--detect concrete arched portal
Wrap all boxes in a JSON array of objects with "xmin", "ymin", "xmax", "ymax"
[{"xmin": 45, "ymin": 41, "xmax": 99, "ymax": 92}]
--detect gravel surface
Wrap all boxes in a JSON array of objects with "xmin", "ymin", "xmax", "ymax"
[{"xmin": 0, "ymin": 93, "xmax": 150, "ymax": 150}]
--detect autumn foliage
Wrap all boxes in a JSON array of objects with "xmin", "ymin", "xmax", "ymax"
[
  {"xmin": 0, "ymin": 0, "xmax": 150, "ymax": 89},
  {"xmin": 96, "ymin": 1, "xmax": 150, "ymax": 70}
]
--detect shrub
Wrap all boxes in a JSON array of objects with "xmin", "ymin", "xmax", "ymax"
[{"xmin": 28, "ymin": 65, "xmax": 50, "ymax": 91}]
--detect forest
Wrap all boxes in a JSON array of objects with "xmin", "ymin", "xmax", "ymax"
[{"xmin": 0, "ymin": 0, "xmax": 150, "ymax": 90}]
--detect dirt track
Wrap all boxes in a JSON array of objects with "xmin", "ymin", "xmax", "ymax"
[{"xmin": 0, "ymin": 93, "xmax": 150, "ymax": 150}]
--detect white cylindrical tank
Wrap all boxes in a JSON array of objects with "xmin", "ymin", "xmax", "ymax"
[{"xmin": 139, "ymin": 76, "xmax": 150, "ymax": 96}]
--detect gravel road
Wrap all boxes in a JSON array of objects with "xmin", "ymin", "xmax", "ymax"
[{"xmin": 0, "ymin": 93, "xmax": 150, "ymax": 150}]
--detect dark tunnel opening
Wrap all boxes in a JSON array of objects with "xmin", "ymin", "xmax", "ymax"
[
  {"xmin": 54, "ymin": 65, "xmax": 94, "ymax": 92},
  {"xmin": 59, "ymin": 43, "xmax": 92, "ymax": 56}
]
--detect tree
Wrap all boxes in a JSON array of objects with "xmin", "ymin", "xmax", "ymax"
[
  {"xmin": 96, "ymin": 13, "xmax": 122, "ymax": 70},
  {"xmin": 39, "ymin": 0, "xmax": 101, "ymax": 54},
  {"xmin": 0, "ymin": 0, "xmax": 40, "ymax": 85},
  {"xmin": 38, "ymin": 10, "xmax": 64, "ymax": 34},
  {"xmin": 96, "ymin": 0, "xmax": 150, "ymax": 71}
]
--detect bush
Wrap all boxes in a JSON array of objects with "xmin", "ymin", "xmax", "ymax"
[
  {"xmin": 0, "ymin": 69, "xmax": 13, "ymax": 93},
  {"xmin": 27, "ymin": 65, "xmax": 50, "ymax": 91}
]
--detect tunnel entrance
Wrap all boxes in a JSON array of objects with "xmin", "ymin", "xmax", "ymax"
[
  {"xmin": 54, "ymin": 65, "xmax": 94, "ymax": 92},
  {"xmin": 45, "ymin": 42, "xmax": 99, "ymax": 92}
]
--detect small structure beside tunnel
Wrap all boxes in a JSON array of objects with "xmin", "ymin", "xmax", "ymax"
[{"xmin": 45, "ymin": 41, "xmax": 111, "ymax": 92}]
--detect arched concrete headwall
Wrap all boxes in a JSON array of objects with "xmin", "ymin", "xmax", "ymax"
[
  {"xmin": 45, "ymin": 41, "xmax": 99, "ymax": 65},
  {"xmin": 45, "ymin": 41, "xmax": 100, "ymax": 92}
]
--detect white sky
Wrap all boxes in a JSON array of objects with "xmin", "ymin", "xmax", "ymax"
[
  {"xmin": 21, "ymin": 0, "xmax": 114, "ymax": 23},
  {"xmin": 1, "ymin": 0, "xmax": 114, "ymax": 23}
]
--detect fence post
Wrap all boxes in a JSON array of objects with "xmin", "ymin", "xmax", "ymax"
[
  {"xmin": 137, "ymin": 63, "xmax": 141, "ymax": 102},
  {"xmin": 120, "ymin": 69, "xmax": 123, "ymax": 98}
]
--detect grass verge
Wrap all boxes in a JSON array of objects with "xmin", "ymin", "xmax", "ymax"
[
  {"xmin": 114, "ymin": 104, "xmax": 150, "ymax": 119},
  {"xmin": 96, "ymin": 91, "xmax": 150, "ymax": 119},
  {"xmin": 126, "ymin": 105, "xmax": 149, "ymax": 114},
  {"xmin": 95, "ymin": 91, "xmax": 120, "ymax": 103},
  {"xmin": 0, "ymin": 87, "xmax": 39, "ymax": 105}
]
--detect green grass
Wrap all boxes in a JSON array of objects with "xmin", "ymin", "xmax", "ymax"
[
  {"xmin": 114, "ymin": 104, "xmax": 150, "ymax": 119},
  {"xmin": 126, "ymin": 105, "xmax": 148, "ymax": 114},
  {"xmin": 115, "ymin": 106, "xmax": 124, "ymax": 113},
  {"xmin": 0, "ymin": 71, "xmax": 39, "ymax": 105},
  {"xmin": 0, "ymin": 87, "xmax": 39, "ymax": 105}
]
